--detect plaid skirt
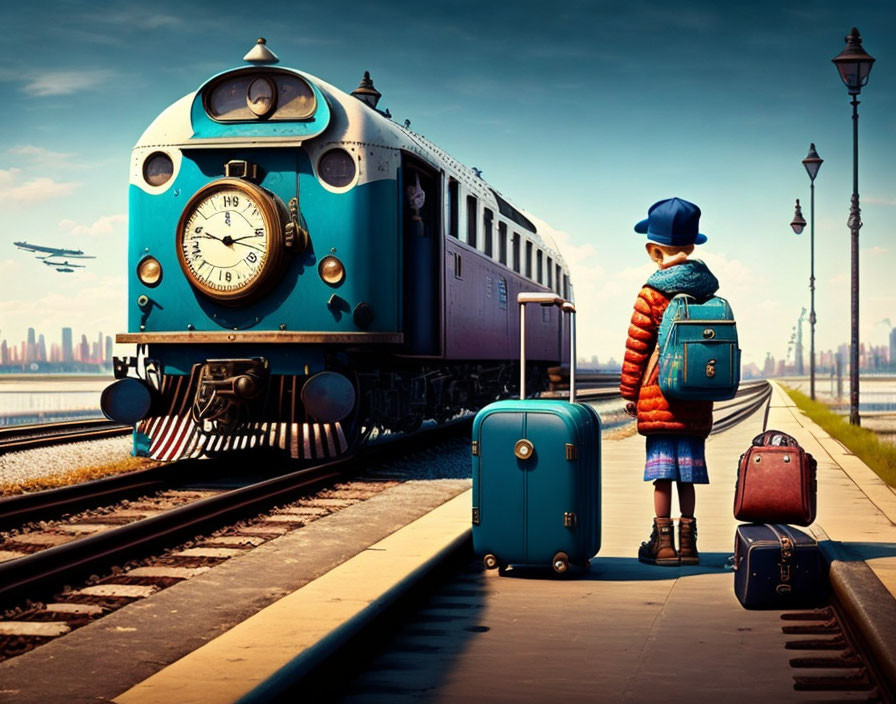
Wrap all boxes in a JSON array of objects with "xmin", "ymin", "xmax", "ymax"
[{"xmin": 643, "ymin": 435, "xmax": 709, "ymax": 484}]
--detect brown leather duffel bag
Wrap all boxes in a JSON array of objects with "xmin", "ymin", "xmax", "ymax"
[{"xmin": 733, "ymin": 430, "xmax": 817, "ymax": 526}]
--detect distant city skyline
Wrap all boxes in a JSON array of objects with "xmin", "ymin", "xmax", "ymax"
[
  {"xmin": 579, "ymin": 328, "xmax": 896, "ymax": 381},
  {"xmin": 0, "ymin": 326, "xmax": 112, "ymax": 371}
]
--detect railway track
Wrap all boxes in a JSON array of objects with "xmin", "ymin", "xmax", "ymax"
[
  {"xmin": 0, "ymin": 459, "xmax": 349, "ymax": 609},
  {"xmin": 710, "ymin": 379, "xmax": 772, "ymax": 434},
  {"xmin": 0, "ymin": 419, "xmax": 472, "ymax": 613},
  {"xmin": 0, "ymin": 418, "xmax": 130, "ymax": 454}
]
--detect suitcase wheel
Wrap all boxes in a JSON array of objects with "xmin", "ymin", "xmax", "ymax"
[
  {"xmin": 552, "ymin": 552, "xmax": 569, "ymax": 575},
  {"xmin": 483, "ymin": 554, "xmax": 499, "ymax": 570}
]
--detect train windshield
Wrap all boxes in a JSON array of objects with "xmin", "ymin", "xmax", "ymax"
[{"xmin": 205, "ymin": 73, "xmax": 316, "ymax": 121}]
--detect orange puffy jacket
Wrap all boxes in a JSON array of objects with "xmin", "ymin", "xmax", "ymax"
[{"xmin": 619, "ymin": 268, "xmax": 716, "ymax": 436}]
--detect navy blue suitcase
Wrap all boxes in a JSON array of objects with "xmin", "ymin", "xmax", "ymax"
[
  {"xmin": 733, "ymin": 523, "xmax": 827, "ymax": 609},
  {"xmin": 472, "ymin": 293, "xmax": 601, "ymax": 575}
]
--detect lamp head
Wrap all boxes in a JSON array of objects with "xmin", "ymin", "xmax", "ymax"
[
  {"xmin": 832, "ymin": 27, "xmax": 875, "ymax": 95},
  {"xmin": 802, "ymin": 143, "xmax": 823, "ymax": 182},
  {"xmin": 790, "ymin": 199, "xmax": 806, "ymax": 235}
]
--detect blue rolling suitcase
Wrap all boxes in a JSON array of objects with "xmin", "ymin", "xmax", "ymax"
[{"xmin": 472, "ymin": 293, "xmax": 601, "ymax": 575}]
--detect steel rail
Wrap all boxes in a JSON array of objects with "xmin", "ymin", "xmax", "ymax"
[
  {"xmin": 0, "ymin": 460, "xmax": 348, "ymax": 608},
  {"xmin": 0, "ymin": 419, "xmax": 472, "ymax": 609},
  {"xmin": 0, "ymin": 462, "xmax": 186, "ymax": 531},
  {"xmin": 711, "ymin": 381, "xmax": 773, "ymax": 435},
  {"xmin": 0, "ymin": 418, "xmax": 131, "ymax": 453}
]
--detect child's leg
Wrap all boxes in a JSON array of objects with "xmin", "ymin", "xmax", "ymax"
[
  {"xmin": 654, "ymin": 479, "xmax": 673, "ymax": 517},
  {"xmin": 677, "ymin": 481, "xmax": 695, "ymax": 517},
  {"xmin": 677, "ymin": 481, "xmax": 699, "ymax": 564}
]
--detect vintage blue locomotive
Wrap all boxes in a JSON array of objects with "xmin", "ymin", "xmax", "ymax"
[{"xmin": 101, "ymin": 39, "xmax": 573, "ymax": 462}]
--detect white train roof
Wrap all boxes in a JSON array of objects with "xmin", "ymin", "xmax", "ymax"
[{"xmin": 132, "ymin": 46, "xmax": 568, "ymax": 272}]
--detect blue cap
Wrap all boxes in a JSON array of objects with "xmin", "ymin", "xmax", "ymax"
[{"xmin": 634, "ymin": 197, "xmax": 707, "ymax": 245}]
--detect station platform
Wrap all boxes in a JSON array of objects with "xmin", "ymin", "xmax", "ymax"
[{"xmin": 106, "ymin": 381, "xmax": 896, "ymax": 703}]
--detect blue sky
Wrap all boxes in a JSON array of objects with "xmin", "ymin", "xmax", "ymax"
[{"xmin": 1, "ymin": 0, "xmax": 894, "ymax": 370}]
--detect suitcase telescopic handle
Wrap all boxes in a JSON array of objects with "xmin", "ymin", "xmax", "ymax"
[{"xmin": 517, "ymin": 293, "xmax": 576, "ymax": 402}]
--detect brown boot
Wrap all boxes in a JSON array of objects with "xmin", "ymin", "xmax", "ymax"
[
  {"xmin": 638, "ymin": 517, "xmax": 678, "ymax": 565},
  {"xmin": 678, "ymin": 516, "xmax": 699, "ymax": 565}
]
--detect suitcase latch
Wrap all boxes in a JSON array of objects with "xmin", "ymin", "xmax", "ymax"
[
  {"xmin": 472, "ymin": 441, "xmax": 480, "ymax": 456},
  {"xmin": 472, "ymin": 507, "xmax": 480, "ymax": 525},
  {"xmin": 565, "ymin": 443, "xmax": 577, "ymax": 461},
  {"xmin": 564, "ymin": 512, "xmax": 577, "ymax": 528},
  {"xmin": 514, "ymin": 439, "xmax": 534, "ymax": 460}
]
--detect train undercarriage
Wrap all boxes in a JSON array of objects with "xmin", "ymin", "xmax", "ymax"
[{"xmin": 106, "ymin": 352, "xmax": 550, "ymax": 463}]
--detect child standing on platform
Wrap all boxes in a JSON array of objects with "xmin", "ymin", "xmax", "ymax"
[{"xmin": 620, "ymin": 197, "xmax": 719, "ymax": 566}]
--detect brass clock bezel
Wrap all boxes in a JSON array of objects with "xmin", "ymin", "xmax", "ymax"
[{"xmin": 176, "ymin": 178, "xmax": 286, "ymax": 305}]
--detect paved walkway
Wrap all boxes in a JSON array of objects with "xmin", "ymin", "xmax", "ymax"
[
  {"xmin": 111, "ymin": 382, "xmax": 896, "ymax": 702},
  {"xmin": 765, "ymin": 381, "xmax": 896, "ymax": 597}
]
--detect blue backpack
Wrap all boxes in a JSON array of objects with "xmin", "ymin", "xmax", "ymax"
[{"xmin": 652, "ymin": 294, "xmax": 740, "ymax": 401}]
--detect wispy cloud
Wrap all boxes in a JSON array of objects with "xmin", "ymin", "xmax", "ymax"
[
  {"xmin": 864, "ymin": 196, "xmax": 896, "ymax": 207},
  {"xmin": 0, "ymin": 171, "xmax": 81, "ymax": 203},
  {"xmin": 58, "ymin": 214, "xmax": 127, "ymax": 237},
  {"xmin": 93, "ymin": 10, "xmax": 182, "ymax": 30},
  {"xmin": 0, "ymin": 277, "xmax": 127, "ymax": 340},
  {"xmin": 8, "ymin": 145, "xmax": 76, "ymax": 167},
  {"xmin": 0, "ymin": 168, "xmax": 20, "ymax": 185},
  {"xmin": 864, "ymin": 246, "xmax": 888, "ymax": 256},
  {"xmin": 22, "ymin": 69, "xmax": 115, "ymax": 97}
]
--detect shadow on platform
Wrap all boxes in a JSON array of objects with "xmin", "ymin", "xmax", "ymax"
[
  {"xmin": 822, "ymin": 540, "xmax": 896, "ymax": 562},
  {"xmin": 494, "ymin": 553, "xmax": 733, "ymax": 581}
]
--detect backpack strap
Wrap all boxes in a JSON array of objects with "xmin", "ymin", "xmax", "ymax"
[
  {"xmin": 642, "ymin": 345, "xmax": 660, "ymax": 387},
  {"xmin": 643, "ymin": 293, "xmax": 692, "ymax": 388}
]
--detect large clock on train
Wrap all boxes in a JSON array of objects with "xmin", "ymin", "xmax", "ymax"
[{"xmin": 176, "ymin": 179, "xmax": 287, "ymax": 304}]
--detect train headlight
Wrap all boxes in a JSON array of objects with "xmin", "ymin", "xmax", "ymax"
[
  {"xmin": 318, "ymin": 256, "xmax": 345, "ymax": 286},
  {"xmin": 143, "ymin": 152, "xmax": 174, "ymax": 187},
  {"xmin": 137, "ymin": 256, "xmax": 163, "ymax": 287}
]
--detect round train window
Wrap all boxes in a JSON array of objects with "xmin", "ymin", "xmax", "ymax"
[
  {"xmin": 318, "ymin": 149, "xmax": 356, "ymax": 188},
  {"xmin": 143, "ymin": 152, "xmax": 174, "ymax": 187}
]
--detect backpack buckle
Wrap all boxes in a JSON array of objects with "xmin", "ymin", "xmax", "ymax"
[{"xmin": 702, "ymin": 328, "xmax": 715, "ymax": 339}]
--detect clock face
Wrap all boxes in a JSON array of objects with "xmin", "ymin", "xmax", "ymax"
[{"xmin": 177, "ymin": 180, "xmax": 284, "ymax": 303}]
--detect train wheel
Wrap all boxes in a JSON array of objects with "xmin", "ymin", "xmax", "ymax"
[
  {"xmin": 483, "ymin": 554, "xmax": 499, "ymax": 570},
  {"xmin": 552, "ymin": 552, "xmax": 569, "ymax": 575}
]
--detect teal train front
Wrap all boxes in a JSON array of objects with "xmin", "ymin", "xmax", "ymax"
[{"xmin": 101, "ymin": 39, "xmax": 575, "ymax": 463}]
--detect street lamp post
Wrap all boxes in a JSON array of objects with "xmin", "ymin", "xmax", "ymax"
[
  {"xmin": 802, "ymin": 144, "xmax": 823, "ymax": 400},
  {"xmin": 788, "ymin": 195, "xmax": 807, "ymax": 378},
  {"xmin": 832, "ymin": 27, "xmax": 875, "ymax": 426}
]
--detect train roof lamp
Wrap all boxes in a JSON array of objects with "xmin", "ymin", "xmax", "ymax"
[
  {"xmin": 351, "ymin": 71, "xmax": 382, "ymax": 109},
  {"xmin": 244, "ymin": 37, "xmax": 279, "ymax": 65}
]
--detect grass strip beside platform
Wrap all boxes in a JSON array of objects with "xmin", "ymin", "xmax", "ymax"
[{"xmin": 783, "ymin": 387, "xmax": 896, "ymax": 489}]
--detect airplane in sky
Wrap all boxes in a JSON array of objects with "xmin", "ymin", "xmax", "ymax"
[
  {"xmin": 41, "ymin": 259, "xmax": 87, "ymax": 270},
  {"xmin": 14, "ymin": 241, "xmax": 95, "ymax": 259}
]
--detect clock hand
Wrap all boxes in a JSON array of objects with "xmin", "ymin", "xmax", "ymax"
[
  {"xmin": 229, "ymin": 234, "xmax": 263, "ymax": 243},
  {"xmin": 232, "ymin": 241, "xmax": 264, "ymax": 252}
]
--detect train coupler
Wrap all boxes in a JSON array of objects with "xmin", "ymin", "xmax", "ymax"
[{"xmin": 191, "ymin": 358, "xmax": 269, "ymax": 430}]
